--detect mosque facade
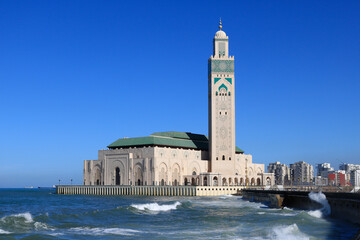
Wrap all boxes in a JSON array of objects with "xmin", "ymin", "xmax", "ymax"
[{"xmin": 83, "ymin": 21, "xmax": 273, "ymax": 187}]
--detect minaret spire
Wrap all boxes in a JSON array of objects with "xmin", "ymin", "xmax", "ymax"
[{"xmin": 219, "ymin": 18, "xmax": 222, "ymax": 30}]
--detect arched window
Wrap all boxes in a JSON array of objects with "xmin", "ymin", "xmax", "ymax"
[
  {"xmin": 192, "ymin": 171, "xmax": 197, "ymax": 175},
  {"xmin": 222, "ymin": 155, "xmax": 225, "ymax": 160}
]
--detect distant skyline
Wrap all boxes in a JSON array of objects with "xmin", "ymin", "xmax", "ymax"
[{"xmin": 0, "ymin": 1, "xmax": 359, "ymax": 187}]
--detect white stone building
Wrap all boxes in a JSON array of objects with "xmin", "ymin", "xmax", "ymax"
[{"xmin": 84, "ymin": 21, "xmax": 272, "ymax": 187}]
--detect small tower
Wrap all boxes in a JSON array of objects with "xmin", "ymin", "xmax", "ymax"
[{"xmin": 208, "ymin": 19, "xmax": 236, "ymax": 175}]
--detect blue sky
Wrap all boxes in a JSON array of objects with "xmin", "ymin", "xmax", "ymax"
[{"xmin": 0, "ymin": 1, "xmax": 359, "ymax": 187}]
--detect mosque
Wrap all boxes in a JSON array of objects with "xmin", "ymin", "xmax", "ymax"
[{"xmin": 83, "ymin": 21, "xmax": 273, "ymax": 187}]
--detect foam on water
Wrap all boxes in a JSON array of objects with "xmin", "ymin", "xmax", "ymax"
[
  {"xmin": 0, "ymin": 212, "xmax": 54, "ymax": 232},
  {"xmin": 1, "ymin": 212, "xmax": 34, "ymax": 223},
  {"xmin": 131, "ymin": 201, "xmax": 181, "ymax": 212},
  {"xmin": 271, "ymin": 224, "xmax": 309, "ymax": 240},
  {"xmin": 219, "ymin": 194, "xmax": 235, "ymax": 199},
  {"xmin": 69, "ymin": 227, "xmax": 141, "ymax": 236},
  {"xmin": 308, "ymin": 191, "xmax": 331, "ymax": 217},
  {"xmin": 0, "ymin": 228, "xmax": 12, "ymax": 234},
  {"xmin": 307, "ymin": 210, "xmax": 323, "ymax": 218}
]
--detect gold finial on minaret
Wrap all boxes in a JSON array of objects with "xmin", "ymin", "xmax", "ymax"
[{"xmin": 219, "ymin": 17, "xmax": 222, "ymax": 30}]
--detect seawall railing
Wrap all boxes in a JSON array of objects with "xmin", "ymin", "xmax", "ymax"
[{"xmin": 56, "ymin": 185, "xmax": 243, "ymax": 196}]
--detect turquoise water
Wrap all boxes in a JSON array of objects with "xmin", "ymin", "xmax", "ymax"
[{"xmin": 0, "ymin": 189, "xmax": 358, "ymax": 239}]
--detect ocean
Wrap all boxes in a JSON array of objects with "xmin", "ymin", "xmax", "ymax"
[{"xmin": 0, "ymin": 189, "xmax": 358, "ymax": 239}]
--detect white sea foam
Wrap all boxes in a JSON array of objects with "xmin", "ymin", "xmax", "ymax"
[
  {"xmin": 69, "ymin": 227, "xmax": 141, "ymax": 236},
  {"xmin": 257, "ymin": 212, "xmax": 266, "ymax": 215},
  {"xmin": 131, "ymin": 202, "xmax": 181, "ymax": 212},
  {"xmin": 307, "ymin": 209, "xmax": 324, "ymax": 218},
  {"xmin": 0, "ymin": 212, "xmax": 34, "ymax": 223},
  {"xmin": 48, "ymin": 233, "xmax": 65, "ymax": 236},
  {"xmin": 34, "ymin": 221, "xmax": 54, "ymax": 231},
  {"xmin": 308, "ymin": 191, "xmax": 331, "ymax": 217},
  {"xmin": 271, "ymin": 224, "xmax": 309, "ymax": 240},
  {"xmin": 219, "ymin": 194, "xmax": 235, "ymax": 199},
  {"xmin": 0, "ymin": 228, "xmax": 12, "ymax": 234},
  {"xmin": 194, "ymin": 198, "xmax": 266, "ymax": 209}
]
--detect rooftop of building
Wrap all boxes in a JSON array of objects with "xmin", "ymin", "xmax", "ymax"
[{"xmin": 107, "ymin": 131, "xmax": 244, "ymax": 153}]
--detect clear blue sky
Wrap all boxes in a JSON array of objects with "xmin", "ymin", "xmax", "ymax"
[{"xmin": 0, "ymin": 1, "xmax": 359, "ymax": 187}]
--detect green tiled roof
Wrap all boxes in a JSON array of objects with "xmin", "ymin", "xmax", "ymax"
[{"xmin": 107, "ymin": 131, "xmax": 244, "ymax": 153}]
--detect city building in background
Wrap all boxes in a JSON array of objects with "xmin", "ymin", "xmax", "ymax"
[
  {"xmin": 290, "ymin": 161, "xmax": 314, "ymax": 185},
  {"xmin": 350, "ymin": 170, "xmax": 360, "ymax": 187},
  {"xmin": 267, "ymin": 161, "xmax": 291, "ymax": 185}
]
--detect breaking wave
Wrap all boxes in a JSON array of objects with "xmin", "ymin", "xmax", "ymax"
[
  {"xmin": 130, "ymin": 202, "xmax": 181, "ymax": 212},
  {"xmin": 1, "ymin": 212, "xmax": 34, "ymax": 224},
  {"xmin": 270, "ymin": 224, "xmax": 309, "ymax": 240},
  {"xmin": 308, "ymin": 191, "xmax": 331, "ymax": 218},
  {"xmin": 0, "ymin": 212, "xmax": 54, "ymax": 232},
  {"xmin": 0, "ymin": 228, "xmax": 12, "ymax": 234},
  {"xmin": 69, "ymin": 227, "xmax": 141, "ymax": 236}
]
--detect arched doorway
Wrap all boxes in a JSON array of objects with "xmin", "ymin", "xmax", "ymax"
[
  {"xmin": 204, "ymin": 177, "xmax": 208, "ymax": 186},
  {"xmin": 240, "ymin": 178, "xmax": 243, "ymax": 185},
  {"xmin": 228, "ymin": 178, "xmax": 232, "ymax": 186},
  {"xmin": 266, "ymin": 177, "xmax": 271, "ymax": 185},
  {"xmin": 184, "ymin": 178, "xmax": 188, "ymax": 186},
  {"xmin": 174, "ymin": 179, "xmax": 178, "ymax": 186},
  {"xmin": 213, "ymin": 177, "xmax": 218, "ymax": 186},
  {"xmin": 115, "ymin": 167, "xmax": 120, "ymax": 185},
  {"xmin": 134, "ymin": 165, "xmax": 143, "ymax": 186},
  {"xmin": 191, "ymin": 178, "xmax": 196, "ymax": 186},
  {"xmin": 257, "ymin": 178, "xmax": 261, "ymax": 186},
  {"xmin": 161, "ymin": 179, "xmax": 165, "ymax": 186},
  {"xmin": 251, "ymin": 178, "xmax": 255, "ymax": 186},
  {"xmin": 235, "ymin": 178, "xmax": 238, "ymax": 186},
  {"xmin": 95, "ymin": 167, "xmax": 101, "ymax": 185},
  {"xmin": 222, "ymin": 178, "xmax": 227, "ymax": 186}
]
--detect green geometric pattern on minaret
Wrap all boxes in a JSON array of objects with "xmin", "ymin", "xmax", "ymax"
[
  {"xmin": 210, "ymin": 60, "xmax": 234, "ymax": 73},
  {"xmin": 214, "ymin": 78, "xmax": 221, "ymax": 84},
  {"xmin": 218, "ymin": 84, "xmax": 228, "ymax": 92},
  {"xmin": 225, "ymin": 78, "xmax": 232, "ymax": 84}
]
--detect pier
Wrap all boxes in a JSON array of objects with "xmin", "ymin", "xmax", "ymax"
[{"xmin": 56, "ymin": 185, "xmax": 243, "ymax": 196}]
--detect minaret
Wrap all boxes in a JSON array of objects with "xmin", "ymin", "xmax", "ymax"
[{"xmin": 208, "ymin": 19, "xmax": 236, "ymax": 175}]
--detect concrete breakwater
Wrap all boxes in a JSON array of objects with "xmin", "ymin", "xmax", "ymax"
[
  {"xmin": 241, "ymin": 189, "xmax": 360, "ymax": 225},
  {"xmin": 56, "ymin": 185, "xmax": 243, "ymax": 196}
]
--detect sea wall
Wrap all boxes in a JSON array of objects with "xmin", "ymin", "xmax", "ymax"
[
  {"xmin": 242, "ymin": 189, "xmax": 360, "ymax": 225},
  {"xmin": 56, "ymin": 185, "xmax": 243, "ymax": 196}
]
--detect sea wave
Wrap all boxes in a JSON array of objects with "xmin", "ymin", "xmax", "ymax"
[
  {"xmin": 307, "ymin": 210, "xmax": 323, "ymax": 218},
  {"xmin": 69, "ymin": 227, "xmax": 141, "ymax": 236},
  {"xmin": 0, "ymin": 212, "xmax": 54, "ymax": 232},
  {"xmin": 0, "ymin": 228, "xmax": 12, "ymax": 234},
  {"xmin": 1, "ymin": 212, "xmax": 34, "ymax": 224},
  {"xmin": 308, "ymin": 191, "xmax": 331, "ymax": 217},
  {"xmin": 130, "ymin": 201, "xmax": 181, "ymax": 212},
  {"xmin": 270, "ymin": 224, "xmax": 309, "ymax": 240}
]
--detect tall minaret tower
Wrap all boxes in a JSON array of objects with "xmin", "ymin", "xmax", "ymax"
[{"xmin": 208, "ymin": 19, "xmax": 236, "ymax": 175}]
